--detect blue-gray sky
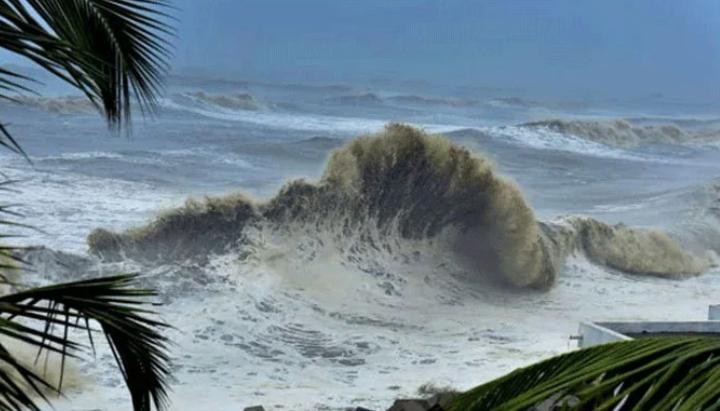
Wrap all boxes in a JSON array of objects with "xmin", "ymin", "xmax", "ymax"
[
  {"xmin": 169, "ymin": 0, "xmax": 720, "ymax": 102},
  {"xmin": 2, "ymin": 1, "xmax": 719, "ymax": 102}
]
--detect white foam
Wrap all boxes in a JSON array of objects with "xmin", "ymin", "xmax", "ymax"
[
  {"xmin": 43, "ymin": 248, "xmax": 720, "ymax": 411},
  {"xmin": 7, "ymin": 158, "xmax": 719, "ymax": 411},
  {"xmin": 5, "ymin": 97, "xmax": 719, "ymax": 411},
  {"xmin": 38, "ymin": 151, "xmax": 125, "ymax": 161},
  {"xmin": 487, "ymin": 125, "xmax": 654, "ymax": 161},
  {"xmin": 1, "ymin": 163, "xmax": 182, "ymax": 254},
  {"xmin": 161, "ymin": 98, "xmax": 464, "ymax": 135}
]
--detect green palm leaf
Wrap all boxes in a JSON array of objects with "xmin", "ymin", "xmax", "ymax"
[
  {"xmin": 0, "ymin": 184, "xmax": 28, "ymax": 283},
  {"xmin": 0, "ymin": 0, "xmax": 172, "ymax": 132},
  {"xmin": 0, "ymin": 274, "xmax": 171, "ymax": 411},
  {"xmin": 0, "ymin": 1, "xmax": 174, "ymax": 408},
  {"xmin": 0, "ymin": 175, "xmax": 172, "ymax": 411},
  {"xmin": 0, "ymin": 343, "xmax": 57, "ymax": 411},
  {"xmin": 449, "ymin": 337, "xmax": 720, "ymax": 411}
]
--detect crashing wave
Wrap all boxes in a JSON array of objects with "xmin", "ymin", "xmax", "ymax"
[
  {"xmin": 541, "ymin": 217, "xmax": 708, "ymax": 278},
  {"xmin": 521, "ymin": 119, "xmax": 720, "ymax": 147},
  {"xmin": 88, "ymin": 124, "xmax": 708, "ymax": 289},
  {"xmin": 182, "ymin": 91, "xmax": 264, "ymax": 111}
]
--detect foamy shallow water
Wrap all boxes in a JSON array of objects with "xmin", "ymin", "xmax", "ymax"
[
  {"xmin": 40, "ymin": 254, "xmax": 720, "ymax": 411},
  {"xmin": 3, "ymin": 88, "xmax": 720, "ymax": 410}
]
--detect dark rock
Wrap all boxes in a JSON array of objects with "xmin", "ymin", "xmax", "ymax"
[
  {"xmin": 354, "ymin": 408, "xmax": 377, "ymax": 411},
  {"xmin": 386, "ymin": 399, "xmax": 432, "ymax": 411},
  {"xmin": 244, "ymin": 407, "xmax": 265, "ymax": 411},
  {"xmin": 428, "ymin": 393, "xmax": 456, "ymax": 409},
  {"xmin": 386, "ymin": 393, "xmax": 457, "ymax": 411}
]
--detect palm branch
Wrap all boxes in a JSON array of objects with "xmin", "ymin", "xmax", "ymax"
[
  {"xmin": 0, "ymin": 176, "xmax": 172, "ymax": 411},
  {"xmin": 0, "ymin": 0, "xmax": 173, "ymax": 156},
  {"xmin": 0, "ymin": 0, "xmax": 173, "ymax": 410},
  {"xmin": 0, "ymin": 176, "xmax": 28, "ymax": 283},
  {"xmin": 0, "ymin": 274, "xmax": 171, "ymax": 411},
  {"xmin": 449, "ymin": 336, "xmax": 720, "ymax": 411}
]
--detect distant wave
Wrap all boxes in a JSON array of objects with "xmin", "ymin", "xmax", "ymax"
[
  {"xmin": 327, "ymin": 93, "xmax": 481, "ymax": 109},
  {"xmin": 88, "ymin": 124, "xmax": 708, "ymax": 291},
  {"xmin": 452, "ymin": 126, "xmax": 651, "ymax": 161},
  {"xmin": 5, "ymin": 92, "xmax": 267, "ymax": 115},
  {"xmin": 624, "ymin": 116, "xmax": 720, "ymax": 130},
  {"xmin": 487, "ymin": 97, "xmax": 542, "ymax": 109},
  {"xmin": 325, "ymin": 93, "xmax": 384, "ymax": 106},
  {"xmin": 162, "ymin": 97, "xmax": 388, "ymax": 132},
  {"xmin": 387, "ymin": 95, "xmax": 477, "ymax": 108},
  {"xmin": 178, "ymin": 91, "xmax": 265, "ymax": 111},
  {"xmin": 162, "ymin": 96, "xmax": 462, "ymax": 134},
  {"xmin": 8, "ymin": 95, "xmax": 96, "ymax": 114},
  {"xmin": 521, "ymin": 119, "xmax": 720, "ymax": 147}
]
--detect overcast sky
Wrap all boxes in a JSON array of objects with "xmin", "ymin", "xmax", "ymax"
[
  {"xmin": 168, "ymin": 0, "xmax": 720, "ymax": 101},
  {"xmin": 2, "ymin": 0, "xmax": 720, "ymax": 102}
]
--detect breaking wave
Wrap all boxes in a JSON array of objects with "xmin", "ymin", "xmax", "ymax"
[
  {"xmin": 88, "ymin": 124, "xmax": 709, "ymax": 290},
  {"xmin": 521, "ymin": 119, "xmax": 720, "ymax": 147},
  {"xmin": 542, "ymin": 217, "xmax": 709, "ymax": 278}
]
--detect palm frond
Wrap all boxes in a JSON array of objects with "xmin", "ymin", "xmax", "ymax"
[
  {"xmin": 0, "ymin": 67, "xmax": 35, "ymax": 102},
  {"xmin": 0, "ymin": 0, "xmax": 173, "ymax": 129},
  {"xmin": 450, "ymin": 337, "xmax": 720, "ymax": 411},
  {"xmin": 0, "ymin": 124, "xmax": 28, "ymax": 162},
  {"xmin": 0, "ymin": 274, "xmax": 171, "ymax": 411},
  {"xmin": 0, "ymin": 2, "xmax": 174, "ymax": 410},
  {"xmin": 0, "ymin": 167, "xmax": 171, "ymax": 411},
  {"xmin": 0, "ymin": 192, "xmax": 25, "ymax": 284},
  {"xmin": 0, "ymin": 342, "xmax": 56, "ymax": 411}
]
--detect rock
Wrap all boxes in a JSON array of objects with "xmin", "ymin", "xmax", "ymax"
[
  {"xmin": 386, "ymin": 399, "xmax": 432, "ymax": 411},
  {"xmin": 385, "ymin": 393, "xmax": 457, "ymax": 411},
  {"xmin": 243, "ymin": 407, "xmax": 265, "ymax": 411},
  {"xmin": 428, "ymin": 393, "xmax": 456, "ymax": 409},
  {"xmin": 354, "ymin": 408, "xmax": 377, "ymax": 411}
]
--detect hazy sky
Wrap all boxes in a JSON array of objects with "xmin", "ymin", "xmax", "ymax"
[{"xmin": 2, "ymin": 1, "xmax": 719, "ymax": 102}]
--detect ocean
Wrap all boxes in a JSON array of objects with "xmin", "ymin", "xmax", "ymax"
[{"xmin": 2, "ymin": 77, "xmax": 720, "ymax": 410}]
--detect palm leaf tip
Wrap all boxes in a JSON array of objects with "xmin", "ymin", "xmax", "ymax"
[
  {"xmin": 0, "ymin": 123, "xmax": 30, "ymax": 162},
  {"xmin": 0, "ymin": 274, "xmax": 172, "ymax": 411},
  {"xmin": 450, "ymin": 337, "xmax": 720, "ymax": 411}
]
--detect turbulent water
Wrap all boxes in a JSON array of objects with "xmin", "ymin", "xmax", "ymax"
[
  {"xmin": 521, "ymin": 119, "xmax": 720, "ymax": 147},
  {"xmin": 2, "ymin": 79, "xmax": 720, "ymax": 410}
]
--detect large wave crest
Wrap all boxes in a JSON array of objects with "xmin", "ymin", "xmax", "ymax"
[{"xmin": 88, "ymin": 124, "xmax": 708, "ymax": 289}]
